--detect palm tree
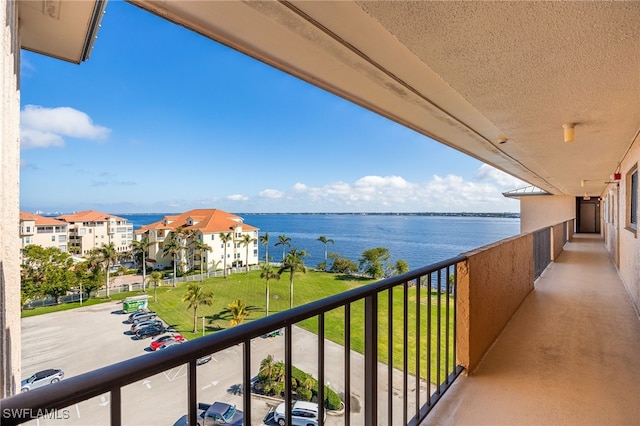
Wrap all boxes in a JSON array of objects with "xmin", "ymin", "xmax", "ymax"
[
  {"xmin": 98, "ymin": 243, "xmax": 119, "ymax": 298},
  {"xmin": 275, "ymin": 234, "xmax": 291, "ymax": 262},
  {"xmin": 260, "ymin": 263, "xmax": 280, "ymax": 316},
  {"xmin": 227, "ymin": 299, "xmax": 249, "ymax": 326},
  {"xmin": 192, "ymin": 240, "xmax": 212, "ymax": 281},
  {"xmin": 219, "ymin": 232, "xmax": 232, "ymax": 278},
  {"xmin": 317, "ymin": 235, "xmax": 334, "ymax": 272},
  {"xmin": 259, "ymin": 232, "xmax": 270, "ymax": 264},
  {"xmin": 149, "ymin": 271, "xmax": 163, "ymax": 303},
  {"xmin": 278, "ymin": 247, "xmax": 308, "ymax": 309},
  {"xmin": 241, "ymin": 234, "xmax": 256, "ymax": 273},
  {"xmin": 182, "ymin": 283, "xmax": 214, "ymax": 333},
  {"xmin": 161, "ymin": 234, "xmax": 181, "ymax": 287},
  {"xmin": 130, "ymin": 235, "xmax": 151, "ymax": 291}
]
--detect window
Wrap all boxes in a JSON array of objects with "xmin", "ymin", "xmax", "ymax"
[
  {"xmin": 51, "ymin": 236, "xmax": 55, "ymax": 242},
  {"xmin": 26, "ymin": 226, "xmax": 31, "ymax": 233},
  {"xmin": 630, "ymin": 167, "xmax": 638, "ymax": 231}
]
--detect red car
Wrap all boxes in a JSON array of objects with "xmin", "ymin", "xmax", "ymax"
[{"xmin": 149, "ymin": 334, "xmax": 185, "ymax": 351}]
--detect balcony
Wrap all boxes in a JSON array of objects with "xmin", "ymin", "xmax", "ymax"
[{"xmin": 3, "ymin": 225, "xmax": 639, "ymax": 425}]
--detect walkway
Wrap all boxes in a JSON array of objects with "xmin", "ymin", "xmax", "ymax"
[{"xmin": 426, "ymin": 234, "xmax": 640, "ymax": 425}]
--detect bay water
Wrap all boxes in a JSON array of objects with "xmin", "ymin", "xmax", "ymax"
[{"xmin": 122, "ymin": 213, "xmax": 520, "ymax": 271}]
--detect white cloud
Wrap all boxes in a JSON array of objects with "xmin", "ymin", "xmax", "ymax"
[
  {"xmin": 259, "ymin": 189, "xmax": 284, "ymax": 199},
  {"xmin": 20, "ymin": 105, "xmax": 110, "ymax": 149},
  {"xmin": 250, "ymin": 167, "xmax": 520, "ymax": 212},
  {"xmin": 228, "ymin": 194, "xmax": 249, "ymax": 202}
]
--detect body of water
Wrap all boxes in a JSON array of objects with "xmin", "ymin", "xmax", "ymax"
[{"xmin": 122, "ymin": 213, "xmax": 520, "ymax": 271}]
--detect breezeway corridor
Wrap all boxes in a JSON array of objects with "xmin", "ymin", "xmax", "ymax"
[{"xmin": 426, "ymin": 234, "xmax": 640, "ymax": 425}]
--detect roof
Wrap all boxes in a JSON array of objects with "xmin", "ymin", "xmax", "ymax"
[
  {"xmin": 18, "ymin": 0, "xmax": 106, "ymax": 64},
  {"xmin": 20, "ymin": 212, "xmax": 67, "ymax": 227},
  {"xmin": 141, "ymin": 209, "xmax": 258, "ymax": 234},
  {"xmin": 56, "ymin": 210, "xmax": 128, "ymax": 223}
]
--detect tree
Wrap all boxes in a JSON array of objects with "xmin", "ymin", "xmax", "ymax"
[
  {"xmin": 182, "ymin": 283, "xmax": 214, "ymax": 333},
  {"xmin": 394, "ymin": 259, "xmax": 409, "ymax": 275},
  {"xmin": 278, "ymin": 247, "xmax": 309, "ymax": 309},
  {"xmin": 241, "ymin": 234, "xmax": 256, "ymax": 273},
  {"xmin": 130, "ymin": 235, "xmax": 151, "ymax": 291},
  {"xmin": 317, "ymin": 236, "xmax": 334, "ymax": 271},
  {"xmin": 149, "ymin": 271, "xmax": 163, "ymax": 303},
  {"xmin": 227, "ymin": 299, "xmax": 249, "ymax": 326},
  {"xmin": 162, "ymin": 233, "xmax": 181, "ymax": 287},
  {"xmin": 73, "ymin": 259, "xmax": 103, "ymax": 299},
  {"xmin": 260, "ymin": 263, "xmax": 280, "ymax": 316},
  {"xmin": 259, "ymin": 232, "xmax": 270, "ymax": 264},
  {"xmin": 359, "ymin": 247, "xmax": 391, "ymax": 279},
  {"xmin": 21, "ymin": 246, "xmax": 77, "ymax": 304},
  {"xmin": 219, "ymin": 232, "xmax": 233, "ymax": 278},
  {"xmin": 275, "ymin": 234, "xmax": 291, "ymax": 262},
  {"xmin": 192, "ymin": 240, "xmax": 212, "ymax": 281},
  {"xmin": 98, "ymin": 243, "xmax": 119, "ymax": 297},
  {"xmin": 328, "ymin": 252, "xmax": 358, "ymax": 275}
]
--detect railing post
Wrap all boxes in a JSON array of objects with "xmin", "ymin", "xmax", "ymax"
[
  {"xmin": 188, "ymin": 360, "xmax": 197, "ymax": 426},
  {"xmin": 364, "ymin": 294, "xmax": 378, "ymax": 426}
]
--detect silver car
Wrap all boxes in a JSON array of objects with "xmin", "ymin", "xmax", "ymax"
[
  {"xmin": 130, "ymin": 319, "xmax": 163, "ymax": 334},
  {"xmin": 273, "ymin": 401, "xmax": 325, "ymax": 426},
  {"xmin": 21, "ymin": 369, "xmax": 64, "ymax": 392}
]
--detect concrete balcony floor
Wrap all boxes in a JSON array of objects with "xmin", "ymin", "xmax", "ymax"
[{"xmin": 425, "ymin": 234, "xmax": 640, "ymax": 425}]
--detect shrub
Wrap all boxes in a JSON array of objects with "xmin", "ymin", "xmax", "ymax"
[{"xmin": 296, "ymin": 387, "xmax": 312, "ymax": 401}]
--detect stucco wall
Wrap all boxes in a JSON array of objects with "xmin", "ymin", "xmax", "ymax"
[
  {"xmin": 520, "ymin": 196, "xmax": 575, "ymax": 233},
  {"xmin": 551, "ymin": 223, "xmax": 564, "ymax": 260},
  {"xmin": 456, "ymin": 233, "xmax": 535, "ymax": 372},
  {"xmin": 1, "ymin": 0, "xmax": 21, "ymax": 398},
  {"xmin": 616, "ymin": 135, "xmax": 640, "ymax": 313}
]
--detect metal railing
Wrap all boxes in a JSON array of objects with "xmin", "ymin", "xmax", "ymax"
[
  {"xmin": 3, "ymin": 256, "xmax": 466, "ymax": 425},
  {"xmin": 533, "ymin": 227, "xmax": 551, "ymax": 279}
]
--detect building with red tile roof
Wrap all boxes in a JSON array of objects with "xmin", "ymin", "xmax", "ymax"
[
  {"xmin": 19, "ymin": 212, "xmax": 69, "ymax": 252},
  {"xmin": 136, "ymin": 209, "xmax": 259, "ymax": 273},
  {"xmin": 55, "ymin": 210, "xmax": 133, "ymax": 255}
]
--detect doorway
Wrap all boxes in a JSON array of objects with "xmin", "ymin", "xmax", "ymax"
[{"xmin": 576, "ymin": 197, "xmax": 601, "ymax": 233}]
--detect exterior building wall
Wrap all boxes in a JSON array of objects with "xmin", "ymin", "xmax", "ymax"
[
  {"xmin": 1, "ymin": 0, "xmax": 21, "ymax": 398},
  {"xmin": 520, "ymin": 195, "xmax": 576, "ymax": 233},
  {"xmin": 456, "ymin": 233, "xmax": 535, "ymax": 372}
]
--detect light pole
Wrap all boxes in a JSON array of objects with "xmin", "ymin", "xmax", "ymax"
[{"xmin": 202, "ymin": 316, "xmax": 206, "ymax": 337}]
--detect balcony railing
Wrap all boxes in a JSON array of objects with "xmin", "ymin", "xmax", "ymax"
[{"xmin": 2, "ymin": 257, "xmax": 465, "ymax": 426}]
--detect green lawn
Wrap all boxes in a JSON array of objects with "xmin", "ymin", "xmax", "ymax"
[{"xmin": 23, "ymin": 270, "xmax": 455, "ymax": 379}]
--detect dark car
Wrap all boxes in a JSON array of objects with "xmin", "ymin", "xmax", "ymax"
[
  {"xmin": 20, "ymin": 369, "xmax": 64, "ymax": 392},
  {"xmin": 131, "ymin": 319, "xmax": 163, "ymax": 334},
  {"xmin": 135, "ymin": 324, "xmax": 165, "ymax": 339},
  {"xmin": 197, "ymin": 401, "xmax": 243, "ymax": 426},
  {"xmin": 127, "ymin": 310, "xmax": 157, "ymax": 324}
]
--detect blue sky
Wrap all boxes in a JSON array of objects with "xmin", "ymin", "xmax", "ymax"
[{"xmin": 19, "ymin": 1, "xmax": 524, "ymax": 215}]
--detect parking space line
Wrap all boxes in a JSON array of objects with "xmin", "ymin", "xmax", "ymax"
[{"xmin": 75, "ymin": 404, "xmax": 81, "ymax": 418}]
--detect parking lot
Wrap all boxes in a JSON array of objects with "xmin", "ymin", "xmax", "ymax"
[{"xmin": 21, "ymin": 300, "xmax": 424, "ymax": 425}]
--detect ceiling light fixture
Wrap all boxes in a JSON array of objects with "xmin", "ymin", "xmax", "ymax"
[
  {"xmin": 581, "ymin": 179, "xmax": 585, "ymax": 187},
  {"xmin": 563, "ymin": 123, "xmax": 575, "ymax": 143}
]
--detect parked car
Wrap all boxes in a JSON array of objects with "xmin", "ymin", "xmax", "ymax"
[
  {"xmin": 20, "ymin": 369, "xmax": 64, "ymax": 392},
  {"xmin": 127, "ymin": 310, "xmax": 156, "ymax": 324},
  {"xmin": 196, "ymin": 354, "xmax": 213, "ymax": 366},
  {"xmin": 156, "ymin": 340, "xmax": 182, "ymax": 350},
  {"xmin": 149, "ymin": 334, "xmax": 185, "ymax": 351},
  {"xmin": 135, "ymin": 324, "xmax": 165, "ymax": 340},
  {"xmin": 130, "ymin": 319, "xmax": 163, "ymax": 334},
  {"xmin": 197, "ymin": 401, "xmax": 243, "ymax": 426},
  {"xmin": 273, "ymin": 401, "xmax": 325, "ymax": 426}
]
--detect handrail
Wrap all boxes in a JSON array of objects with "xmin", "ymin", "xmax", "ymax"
[{"xmin": 2, "ymin": 255, "xmax": 467, "ymax": 425}]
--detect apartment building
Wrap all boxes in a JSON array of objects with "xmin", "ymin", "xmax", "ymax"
[
  {"xmin": 137, "ymin": 209, "xmax": 259, "ymax": 273},
  {"xmin": 18, "ymin": 212, "xmax": 69, "ymax": 252},
  {"xmin": 55, "ymin": 210, "xmax": 133, "ymax": 255}
]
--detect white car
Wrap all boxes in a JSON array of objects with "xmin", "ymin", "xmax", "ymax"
[{"xmin": 273, "ymin": 401, "xmax": 325, "ymax": 426}]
